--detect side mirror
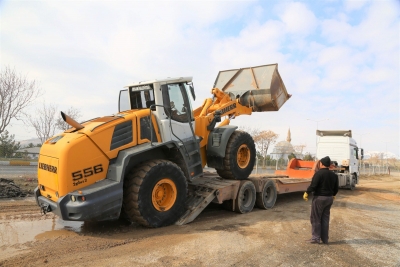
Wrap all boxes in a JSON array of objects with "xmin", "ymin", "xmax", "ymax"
[
  {"xmin": 361, "ymin": 148, "xmax": 364, "ymax": 160},
  {"xmin": 189, "ymin": 84, "xmax": 196, "ymax": 101},
  {"xmin": 186, "ymin": 82, "xmax": 196, "ymax": 100}
]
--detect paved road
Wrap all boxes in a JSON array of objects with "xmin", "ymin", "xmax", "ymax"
[{"xmin": 0, "ymin": 165, "xmax": 37, "ymax": 175}]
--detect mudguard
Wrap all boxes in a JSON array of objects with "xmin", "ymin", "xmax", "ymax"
[{"xmin": 206, "ymin": 125, "xmax": 237, "ymax": 169}]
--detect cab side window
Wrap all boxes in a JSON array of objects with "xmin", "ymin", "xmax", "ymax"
[
  {"xmin": 167, "ymin": 84, "xmax": 189, "ymax": 123},
  {"xmin": 354, "ymin": 148, "xmax": 359, "ymax": 160}
]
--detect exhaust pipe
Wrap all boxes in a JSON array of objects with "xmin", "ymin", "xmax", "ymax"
[{"xmin": 61, "ymin": 111, "xmax": 84, "ymax": 130}]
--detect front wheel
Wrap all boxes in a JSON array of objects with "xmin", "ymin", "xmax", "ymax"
[
  {"xmin": 123, "ymin": 159, "xmax": 187, "ymax": 227},
  {"xmin": 349, "ymin": 174, "xmax": 356, "ymax": 191},
  {"xmin": 216, "ymin": 131, "xmax": 256, "ymax": 180}
]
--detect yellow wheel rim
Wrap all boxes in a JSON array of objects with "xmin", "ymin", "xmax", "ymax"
[
  {"xmin": 237, "ymin": 144, "xmax": 251, "ymax": 168},
  {"xmin": 151, "ymin": 178, "xmax": 177, "ymax": 211}
]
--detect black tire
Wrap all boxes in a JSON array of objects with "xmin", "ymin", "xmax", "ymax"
[
  {"xmin": 123, "ymin": 159, "xmax": 187, "ymax": 228},
  {"xmin": 349, "ymin": 174, "xmax": 356, "ymax": 191},
  {"xmin": 216, "ymin": 131, "xmax": 256, "ymax": 180},
  {"xmin": 256, "ymin": 179, "xmax": 277, "ymax": 209},
  {"xmin": 235, "ymin": 181, "xmax": 256, "ymax": 214}
]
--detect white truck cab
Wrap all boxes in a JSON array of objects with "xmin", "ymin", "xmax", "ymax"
[{"xmin": 316, "ymin": 130, "xmax": 364, "ymax": 190}]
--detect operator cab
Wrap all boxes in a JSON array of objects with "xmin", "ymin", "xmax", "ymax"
[
  {"xmin": 119, "ymin": 84, "xmax": 155, "ymax": 112},
  {"xmin": 119, "ymin": 77, "xmax": 196, "ymax": 119}
]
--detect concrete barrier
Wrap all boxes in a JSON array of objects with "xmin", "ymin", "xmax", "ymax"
[
  {"xmin": 0, "ymin": 161, "xmax": 38, "ymax": 166},
  {"xmin": 9, "ymin": 160, "xmax": 31, "ymax": 166}
]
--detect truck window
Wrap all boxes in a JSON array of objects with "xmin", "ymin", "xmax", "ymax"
[
  {"xmin": 354, "ymin": 148, "xmax": 359, "ymax": 160},
  {"xmin": 166, "ymin": 83, "xmax": 189, "ymax": 123}
]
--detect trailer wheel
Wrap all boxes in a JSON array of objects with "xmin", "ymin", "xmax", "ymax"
[
  {"xmin": 256, "ymin": 179, "xmax": 277, "ymax": 209},
  {"xmin": 235, "ymin": 181, "xmax": 256, "ymax": 214},
  {"xmin": 216, "ymin": 131, "xmax": 256, "ymax": 180},
  {"xmin": 123, "ymin": 159, "xmax": 187, "ymax": 228}
]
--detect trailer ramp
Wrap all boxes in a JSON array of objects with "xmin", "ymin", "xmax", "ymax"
[{"xmin": 176, "ymin": 174, "xmax": 240, "ymax": 225}]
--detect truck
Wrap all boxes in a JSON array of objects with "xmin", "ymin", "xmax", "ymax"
[
  {"xmin": 35, "ymin": 64, "xmax": 294, "ymax": 227},
  {"xmin": 275, "ymin": 130, "xmax": 364, "ymax": 191},
  {"xmin": 316, "ymin": 130, "xmax": 364, "ymax": 190}
]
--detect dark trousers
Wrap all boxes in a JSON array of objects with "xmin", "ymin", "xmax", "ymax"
[{"xmin": 310, "ymin": 196, "xmax": 334, "ymax": 243}]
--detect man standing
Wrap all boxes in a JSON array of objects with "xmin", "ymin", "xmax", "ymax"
[{"xmin": 303, "ymin": 156, "xmax": 339, "ymax": 244}]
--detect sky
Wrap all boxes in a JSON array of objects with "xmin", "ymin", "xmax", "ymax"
[{"xmin": 1, "ymin": 0, "xmax": 399, "ymax": 157}]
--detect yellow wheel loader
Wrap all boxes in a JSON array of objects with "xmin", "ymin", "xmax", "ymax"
[{"xmin": 34, "ymin": 64, "xmax": 291, "ymax": 227}]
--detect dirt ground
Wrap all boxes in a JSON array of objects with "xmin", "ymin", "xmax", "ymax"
[{"xmin": 0, "ymin": 174, "xmax": 399, "ymax": 267}]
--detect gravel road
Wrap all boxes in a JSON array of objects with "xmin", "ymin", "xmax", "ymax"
[{"xmin": 0, "ymin": 174, "xmax": 399, "ymax": 267}]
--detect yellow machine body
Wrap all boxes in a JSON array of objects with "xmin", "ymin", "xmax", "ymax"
[{"xmin": 37, "ymin": 109, "xmax": 161, "ymax": 201}]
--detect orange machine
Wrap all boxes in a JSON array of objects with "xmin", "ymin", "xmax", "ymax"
[
  {"xmin": 275, "ymin": 158, "xmax": 319, "ymax": 179},
  {"xmin": 34, "ymin": 64, "xmax": 291, "ymax": 228}
]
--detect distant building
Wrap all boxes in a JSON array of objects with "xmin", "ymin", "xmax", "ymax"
[
  {"xmin": 271, "ymin": 128, "xmax": 302, "ymax": 159},
  {"xmin": 15, "ymin": 147, "xmax": 40, "ymax": 159}
]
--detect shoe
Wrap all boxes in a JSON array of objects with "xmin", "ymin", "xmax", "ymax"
[{"xmin": 305, "ymin": 239, "xmax": 320, "ymax": 244}]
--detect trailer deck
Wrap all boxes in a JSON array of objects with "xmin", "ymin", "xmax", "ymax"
[{"xmin": 176, "ymin": 172, "xmax": 312, "ymax": 225}]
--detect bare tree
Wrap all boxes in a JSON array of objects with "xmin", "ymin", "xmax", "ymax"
[
  {"xmin": 0, "ymin": 66, "xmax": 41, "ymax": 134},
  {"xmin": 28, "ymin": 103, "xmax": 58, "ymax": 144},
  {"xmin": 293, "ymin": 144, "xmax": 306, "ymax": 157},
  {"xmin": 55, "ymin": 106, "xmax": 82, "ymax": 131},
  {"xmin": 237, "ymin": 126, "xmax": 260, "ymax": 137},
  {"xmin": 253, "ymin": 130, "xmax": 279, "ymax": 165}
]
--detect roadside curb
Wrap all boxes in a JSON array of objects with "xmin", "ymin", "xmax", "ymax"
[{"xmin": 0, "ymin": 161, "xmax": 38, "ymax": 166}]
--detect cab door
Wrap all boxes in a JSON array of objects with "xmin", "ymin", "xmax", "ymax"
[
  {"xmin": 350, "ymin": 145, "xmax": 359, "ymax": 174},
  {"xmin": 159, "ymin": 83, "xmax": 194, "ymax": 142}
]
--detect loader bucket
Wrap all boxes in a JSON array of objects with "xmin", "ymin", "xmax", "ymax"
[{"xmin": 214, "ymin": 64, "xmax": 291, "ymax": 112}]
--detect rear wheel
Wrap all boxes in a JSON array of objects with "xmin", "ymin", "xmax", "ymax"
[
  {"xmin": 256, "ymin": 179, "xmax": 277, "ymax": 209},
  {"xmin": 235, "ymin": 181, "xmax": 256, "ymax": 214},
  {"xmin": 216, "ymin": 131, "xmax": 256, "ymax": 180},
  {"xmin": 123, "ymin": 159, "xmax": 187, "ymax": 227}
]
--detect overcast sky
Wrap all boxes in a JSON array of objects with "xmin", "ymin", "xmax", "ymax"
[{"xmin": 1, "ymin": 0, "xmax": 399, "ymax": 157}]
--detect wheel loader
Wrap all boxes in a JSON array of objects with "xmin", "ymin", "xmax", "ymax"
[{"xmin": 34, "ymin": 63, "xmax": 291, "ymax": 227}]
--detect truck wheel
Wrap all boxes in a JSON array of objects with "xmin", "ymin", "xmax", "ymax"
[
  {"xmin": 216, "ymin": 131, "xmax": 256, "ymax": 180},
  {"xmin": 349, "ymin": 174, "xmax": 356, "ymax": 191},
  {"xmin": 123, "ymin": 159, "xmax": 187, "ymax": 228},
  {"xmin": 256, "ymin": 179, "xmax": 277, "ymax": 209},
  {"xmin": 235, "ymin": 181, "xmax": 256, "ymax": 214}
]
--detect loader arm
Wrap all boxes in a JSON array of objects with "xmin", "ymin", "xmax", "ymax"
[
  {"xmin": 194, "ymin": 87, "xmax": 253, "ymax": 149},
  {"xmin": 192, "ymin": 64, "xmax": 290, "ymax": 169}
]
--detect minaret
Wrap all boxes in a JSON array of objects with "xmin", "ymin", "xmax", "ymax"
[{"xmin": 286, "ymin": 128, "xmax": 291, "ymax": 143}]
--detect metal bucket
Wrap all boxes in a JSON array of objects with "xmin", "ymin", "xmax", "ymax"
[{"xmin": 213, "ymin": 64, "xmax": 291, "ymax": 111}]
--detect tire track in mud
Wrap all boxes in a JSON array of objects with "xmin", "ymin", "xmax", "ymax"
[
  {"xmin": 1, "ymin": 175, "xmax": 400, "ymax": 267},
  {"xmin": 0, "ymin": 199, "xmax": 49, "ymax": 221}
]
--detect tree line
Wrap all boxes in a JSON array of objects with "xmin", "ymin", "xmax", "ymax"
[
  {"xmin": 0, "ymin": 66, "xmax": 81, "ymax": 158},
  {"xmin": 239, "ymin": 127, "xmax": 310, "ymax": 164}
]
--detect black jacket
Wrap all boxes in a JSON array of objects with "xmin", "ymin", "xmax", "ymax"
[{"xmin": 306, "ymin": 168, "xmax": 339, "ymax": 196}]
